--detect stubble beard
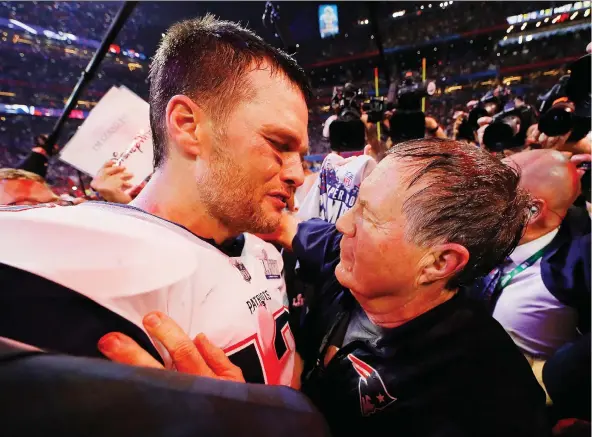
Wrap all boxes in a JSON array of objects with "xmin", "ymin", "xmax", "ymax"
[{"xmin": 199, "ymin": 139, "xmax": 280, "ymax": 236}]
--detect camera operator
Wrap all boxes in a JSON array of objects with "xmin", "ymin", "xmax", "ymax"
[
  {"xmin": 477, "ymin": 93, "xmax": 538, "ymax": 157},
  {"xmin": 388, "ymin": 71, "xmax": 445, "ymax": 145}
]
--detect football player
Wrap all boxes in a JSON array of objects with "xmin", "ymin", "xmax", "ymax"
[{"xmin": 0, "ymin": 15, "xmax": 310, "ymax": 388}]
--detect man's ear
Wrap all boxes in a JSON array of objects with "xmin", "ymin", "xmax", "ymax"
[
  {"xmin": 527, "ymin": 198, "xmax": 546, "ymax": 226},
  {"xmin": 417, "ymin": 243, "xmax": 470, "ymax": 287},
  {"xmin": 165, "ymin": 95, "xmax": 206, "ymax": 160}
]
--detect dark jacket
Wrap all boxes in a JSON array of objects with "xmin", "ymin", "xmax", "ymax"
[
  {"xmin": 540, "ymin": 206, "xmax": 591, "ymax": 334},
  {"xmin": 294, "ymin": 219, "xmax": 549, "ymax": 437},
  {"xmin": 0, "ymin": 337, "xmax": 330, "ymax": 437}
]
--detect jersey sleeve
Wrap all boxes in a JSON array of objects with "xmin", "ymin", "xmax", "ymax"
[{"xmin": 292, "ymin": 218, "xmax": 342, "ymax": 283}]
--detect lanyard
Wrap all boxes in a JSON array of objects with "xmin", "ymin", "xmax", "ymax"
[{"xmin": 496, "ymin": 247, "xmax": 547, "ymax": 292}]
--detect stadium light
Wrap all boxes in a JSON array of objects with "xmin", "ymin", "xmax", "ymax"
[
  {"xmin": 552, "ymin": 16, "xmax": 560, "ymax": 23},
  {"xmin": 526, "ymin": 35, "xmax": 533, "ymax": 42},
  {"xmin": 507, "ymin": 25, "xmax": 513, "ymax": 33},
  {"xmin": 536, "ymin": 21, "xmax": 541, "ymax": 27},
  {"xmin": 544, "ymin": 17, "xmax": 549, "ymax": 22},
  {"xmin": 9, "ymin": 19, "xmax": 37, "ymax": 35},
  {"xmin": 570, "ymin": 11, "xmax": 578, "ymax": 19},
  {"xmin": 585, "ymin": 8, "xmax": 591, "ymax": 17},
  {"xmin": 520, "ymin": 22, "xmax": 527, "ymax": 30},
  {"xmin": 429, "ymin": 4, "xmax": 432, "ymax": 7},
  {"xmin": 420, "ymin": 5, "xmax": 424, "ymax": 9}
]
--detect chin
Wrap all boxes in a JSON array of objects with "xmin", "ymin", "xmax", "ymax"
[{"xmin": 249, "ymin": 212, "xmax": 281, "ymax": 235}]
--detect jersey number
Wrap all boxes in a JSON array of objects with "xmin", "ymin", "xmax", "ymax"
[{"xmin": 225, "ymin": 307, "xmax": 293, "ymax": 384}]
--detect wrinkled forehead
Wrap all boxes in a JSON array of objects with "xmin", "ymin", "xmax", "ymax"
[{"xmin": 358, "ymin": 156, "xmax": 415, "ymax": 214}]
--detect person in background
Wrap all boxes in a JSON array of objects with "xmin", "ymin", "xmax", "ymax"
[
  {"xmin": 471, "ymin": 149, "xmax": 591, "ymax": 423},
  {"xmin": 0, "ymin": 168, "xmax": 59, "ymax": 206}
]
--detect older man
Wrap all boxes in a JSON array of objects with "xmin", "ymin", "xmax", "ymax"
[{"xmin": 101, "ymin": 139, "xmax": 548, "ymax": 436}]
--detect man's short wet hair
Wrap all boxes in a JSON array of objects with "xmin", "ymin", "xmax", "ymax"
[{"xmin": 388, "ymin": 138, "xmax": 532, "ymax": 290}]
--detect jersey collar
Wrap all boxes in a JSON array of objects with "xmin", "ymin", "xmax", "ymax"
[{"xmin": 82, "ymin": 202, "xmax": 246, "ymax": 257}]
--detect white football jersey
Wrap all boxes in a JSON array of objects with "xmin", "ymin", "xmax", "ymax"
[
  {"xmin": 297, "ymin": 153, "xmax": 374, "ymax": 224},
  {"xmin": 0, "ymin": 202, "xmax": 295, "ymax": 385}
]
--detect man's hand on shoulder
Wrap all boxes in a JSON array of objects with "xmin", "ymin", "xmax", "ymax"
[{"xmin": 99, "ymin": 311, "xmax": 245, "ymax": 383}]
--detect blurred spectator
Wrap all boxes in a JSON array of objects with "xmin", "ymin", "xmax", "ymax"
[{"xmin": 0, "ymin": 167, "xmax": 58, "ymax": 205}]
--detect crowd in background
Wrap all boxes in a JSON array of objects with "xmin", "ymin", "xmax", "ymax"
[{"xmin": 0, "ymin": 4, "xmax": 590, "ymax": 437}]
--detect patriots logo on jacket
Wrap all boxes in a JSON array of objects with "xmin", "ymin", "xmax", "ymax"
[{"xmin": 348, "ymin": 353, "xmax": 397, "ymax": 417}]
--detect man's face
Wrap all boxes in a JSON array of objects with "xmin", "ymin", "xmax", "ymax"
[
  {"xmin": 335, "ymin": 158, "xmax": 426, "ymax": 300},
  {"xmin": 198, "ymin": 68, "xmax": 308, "ymax": 234},
  {"xmin": 0, "ymin": 179, "xmax": 58, "ymax": 206}
]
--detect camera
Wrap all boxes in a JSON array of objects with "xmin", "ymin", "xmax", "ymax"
[
  {"xmin": 482, "ymin": 99, "xmax": 537, "ymax": 152},
  {"xmin": 537, "ymin": 54, "xmax": 591, "ymax": 140},
  {"xmin": 328, "ymin": 83, "xmax": 367, "ymax": 152},
  {"xmin": 395, "ymin": 71, "xmax": 436, "ymax": 111},
  {"xmin": 361, "ymin": 96, "xmax": 394, "ymax": 124},
  {"xmin": 389, "ymin": 71, "xmax": 437, "ymax": 143},
  {"xmin": 467, "ymin": 86, "xmax": 511, "ymax": 131}
]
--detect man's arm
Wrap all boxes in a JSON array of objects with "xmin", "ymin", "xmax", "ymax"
[
  {"xmin": 1, "ymin": 338, "xmax": 330, "ymax": 437},
  {"xmin": 292, "ymin": 219, "xmax": 343, "ymax": 282},
  {"xmin": 259, "ymin": 215, "xmax": 343, "ymax": 282}
]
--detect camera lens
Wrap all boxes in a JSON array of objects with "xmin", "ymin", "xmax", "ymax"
[
  {"xmin": 538, "ymin": 105, "xmax": 574, "ymax": 137},
  {"xmin": 483, "ymin": 122, "xmax": 515, "ymax": 151}
]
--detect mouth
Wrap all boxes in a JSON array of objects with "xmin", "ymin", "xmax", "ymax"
[{"xmin": 267, "ymin": 191, "xmax": 290, "ymax": 209}]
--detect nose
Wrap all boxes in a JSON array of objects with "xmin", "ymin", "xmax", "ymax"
[
  {"xmin": 280, "ymin": 153, "xmax": 305, "ymax": 188},
  {"xmin": 336, "ymin": 207, "xmax": 355, "ymax": 237}
]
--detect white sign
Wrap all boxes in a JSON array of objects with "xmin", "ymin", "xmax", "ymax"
[{"xmin": 59, "ymin": 86, "xmax": 154, "ymax": 189}]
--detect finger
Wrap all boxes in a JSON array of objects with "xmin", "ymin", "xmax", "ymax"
[
  {"xmin": 143, "ymin": 312, "xmax": 215, "ymax": 376},
  {"xmin": 105, "ymin": 165, "xmax": 127, "ymax": 176},
  {"xmin": 120, "ymin": 172, "xmax": 135, "ymax": 181},
  {"xmin": 98, "ymin": 332, "xmax": 164, "ymax": 369},
  {"xmin": 194, "ymin": 333, "xmax": 245, "ymax": 381},
  {"xmin": 102, "ymin": 160, "xmax": 115, "ymax": 169},
  {"xmin": 477, "ymin": 116, "xmax": 492, "ymax": 127},
  {"xmin": 121, "ymin": 182, "xmax": 133, "ymax": 191}
]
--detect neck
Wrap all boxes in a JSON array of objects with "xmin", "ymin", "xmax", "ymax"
[
  {"xmin": 131, "ymin": 167, "xmax": 235, "ymax": 244},
  {"xmin": 519, "ymin": 222, "xmax": 560, "ymax": 246},
  {"xmin": 354, "ymin": 284, "xmax": 457, "ymax": 329}
]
